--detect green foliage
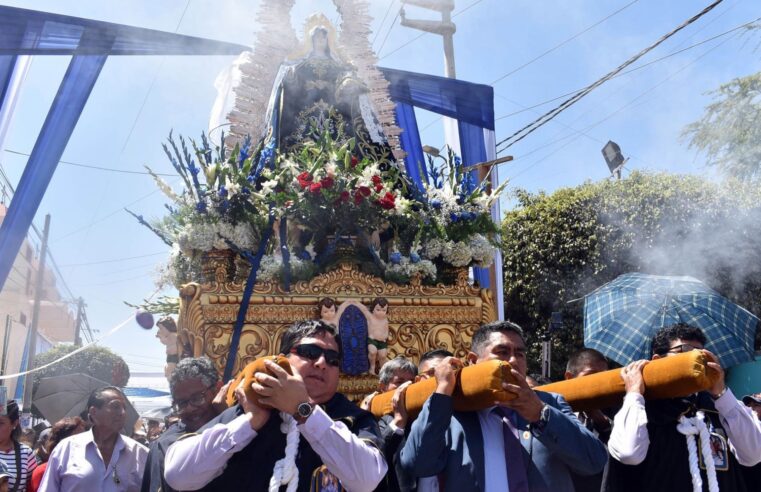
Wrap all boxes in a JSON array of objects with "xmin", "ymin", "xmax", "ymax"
[
  {"xmin": 32, "ymin": 345, "xmax": 131, "ymax": 399},
  {"xmin": 501, "ymin": 171, "xmax": 761, "ymax": 379},
  {"xmin": 683, "ymin": 71, "xmax": 761, "ymax": 182}
]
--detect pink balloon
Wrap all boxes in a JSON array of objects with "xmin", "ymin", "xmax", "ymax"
[{"xmin": 135, "ymin": 310, "xmax": 155, "ymax": 329}]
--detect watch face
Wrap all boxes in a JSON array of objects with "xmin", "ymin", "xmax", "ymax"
[{"xmin": 298, "ymin": 402, "xmax": 313, "ymax": 418}]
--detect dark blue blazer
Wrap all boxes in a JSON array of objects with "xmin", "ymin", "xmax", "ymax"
[{"xmin": 400, "ymin": 391, "xmax": 608, "ymax": 492}]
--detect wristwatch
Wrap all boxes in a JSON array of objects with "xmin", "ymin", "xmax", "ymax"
[{"xmin": 295, "ymin": 402, "xmax": 315, "ymax": 423}]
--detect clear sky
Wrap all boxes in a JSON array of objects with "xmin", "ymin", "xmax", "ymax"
[{"xmin": 1, "ymin": 0, "xmax": 758, "ymax": 377}]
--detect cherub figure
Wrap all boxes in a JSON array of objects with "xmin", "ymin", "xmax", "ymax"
[
  {"xmin": 318, "ymin": 297, "xmax": 339, "ymax": 327},
  {"xmin": 156, "ymin": 316, "xmax": 179, "ymax": 379}
]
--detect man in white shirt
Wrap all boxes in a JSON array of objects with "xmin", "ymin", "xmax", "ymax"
[
  {"xmin": 605, "ymin": 323, "xmax": 761, "ymax": 492},
  {"xmin": 40, "ymin": 386, "xmax": 148, "ymax": 492},
  {"xmin": 163, "ymin": 320, "xmax": 387, "ymax": 492}
]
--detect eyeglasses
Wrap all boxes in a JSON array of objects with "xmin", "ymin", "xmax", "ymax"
[
  {"xmin": 666, "ymin": 343, "xmax": 703, "ymax": 354},
  {"xmin": 290, "ymin": 343, "xmax": 341, "ymax": 367},
  {"xmin": 172, "ymin": 386, "xmax": 213, "ymax": 412}
]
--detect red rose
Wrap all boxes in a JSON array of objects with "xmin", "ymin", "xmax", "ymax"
[
  {"xmin": 350, "ymin": 156, "xmax": 359, "ymax": 168},
  {"xmin": 297, "ymin": 171, "xmax": 313, "ymax": 189},
  {"xmin": 358, "ymin": 186, "xmax": 372, "ymax": 197},
  {"xmin": 309, "ymin": 182, "xmax": 322, "ymax": 194},
  {"xmin": 378, "ymin": 192, "xmax": 396, "ymax": 210},
  {"xmin": 371, "ymin": 175, "xmax": 382, "ymax": 186},
  {"xmin": 375, "ymin": 184, "xmax": 383, "ymax": 192},
  {"xmin": 353, "ymin": 191, "xmax": 363, "ymax": 204},
  {"xmin": 320, "ymin": 176, "xmax": 335, "ymax": 189},
  {"xmin": 335, "ymin": 190, "xmax": 350, "ymax": 205}
]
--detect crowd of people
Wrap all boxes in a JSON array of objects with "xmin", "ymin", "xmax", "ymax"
[{"xmin": 1, "ymin": 319, "xmax": 760, "ymax": 491}]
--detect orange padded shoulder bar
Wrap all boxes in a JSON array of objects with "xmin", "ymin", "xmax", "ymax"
[
  {"xmin": 537, "ymin": 351, "xmax": 721, "ymax": 412},
  {"xmin": 225, "ymin": 355, "xmax": 293, "ymax": 407},
  {"xmin": 370, "ymin": 360, "xmax": 518, "ymax": 418}
]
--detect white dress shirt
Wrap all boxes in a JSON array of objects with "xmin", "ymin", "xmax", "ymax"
[
  {"xmin": 39, "ymin": 430, "xmax": 148, "ymax": 492},
  {"xmin": 164, "ymin": 406, "xmax": 387, "ymax": 492},
  {"xmin": 477, "ymin": 406, "xmax": 511, "ymax": 492},
  {"xmin": 608, "ymin": 388, "xmax": 761, "ymax": 466}
]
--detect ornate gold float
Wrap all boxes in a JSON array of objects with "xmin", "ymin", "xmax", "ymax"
[{"xmin": 177, "ymin": 258, "xmax": 496, "ymax": 400}]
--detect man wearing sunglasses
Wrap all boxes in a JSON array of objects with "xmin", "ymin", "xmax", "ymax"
[
  {"xmin": 141, "ymin": 357, "xmax": 224, "ymax": 492},
  {"xmin": 605, "ymin": 323, "xmax": 761, "ymax": 492},
  {"xmin": 164, "ymin": 320, "xmax": 386, "ymax": 492}
]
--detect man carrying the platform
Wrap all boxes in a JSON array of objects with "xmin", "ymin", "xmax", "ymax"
[
  {"xmin": 400, "ymin": 321, "xmax": 608, "ymax": 492},
  {"xmin": 605, "ymin": 323, "xmax": 761, "ymax": 491},
  {"xmin": 163, "ymin": 320, "xmax": 387, "ymax": 492},
  {"xmin": 141, "ymin": 357, "xmax": 225, "ymax": 492}
]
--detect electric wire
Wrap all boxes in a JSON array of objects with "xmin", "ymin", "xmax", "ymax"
[
  {"xmin": 490, "ymin": 0, "xmax": 640, "ymax": 86},
  {"xmin": 493, "ymin": 13, "xmax": 758, "ymax": 122},
  {"xmin": 372, "ymin": 0, "xmax": 398, "ymax": 47},
  {"xmin": 3, "ymin": 149, "xmax": 177, "ymax": 176},
  {"xmin": 495, "ymin": 0, "xmax": 726, "ymax": 154},
  {"xmin": 59, "ymin": 251, "xmax": 167, "ymax": 267},
  {"xmin": 379, "ymin": 0, "xmax": 486, "ymax": 60}
]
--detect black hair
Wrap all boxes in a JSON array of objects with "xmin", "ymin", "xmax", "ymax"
[
  {"xmin": 471, "ymin": 320, "xmax": 525, "ymax": 356},
  {"xmin": 279, "ymin": 320, "xmax": 341, "ymax": 356},
  {"xmin": 370, "ymin": 297, "xmax": 388, "ymax": 311},
  {"xmin": 566, "ymin": 348, "xmax": 609, "ymax": 376},
  {"xmin": 651, "ymin": 323, "xmax": 707, "ymax": 356},
  {"xmin": 4, "ymin": 400, "xmax": 20, "ymax": 441},
  {"xmin": 419, "ymin": 349, "xmax": 453, "ymax": 367},
  {"xmin": 157, "ymin": 316, "xmax": 177, "ymax": 333},
  {"xmin": 317, "ymin": 298, "xmax": 336, "ymax": 310},
  {"xmin": 85, "ymin": 386, "xmax": 126, "ymax": 421}
]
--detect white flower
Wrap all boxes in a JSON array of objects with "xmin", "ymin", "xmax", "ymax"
[
  {"xmin": 224, "ymin": 176, "xmax": 241, "ymax": 198},
  {"xmin": 260, "ymin": 179, "xmax": 278, "ymax": 195},
  {"xmin": 422, "ymin": 237, "xmax": 445, "ymax": 259},
  {"xmin": 442, "ymin": 240, "xmax": 472, "ymax": 267},
  {"xmin": 324, "ymin": 162, "xmax": 337, "ymax": 178},
  {"xmin": 359, "ymin": 164, "xmax": 380, "ymax": 186},
  {"xmin": 469, "ymin": 234, "xmax": 495, "ymax": 267}
]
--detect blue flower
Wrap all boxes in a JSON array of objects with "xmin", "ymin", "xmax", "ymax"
[
  {"xmin": 219, "ymin": 200, "xmax": 229, "ymax": 213},
  {"xmin": 188, "ymin": 163, "xmax": 200, "ymax": 176},
  {"xmin": 195, "ymin": 201, "xmax": 207, "ymax": 213},
  {"xmin": 390, "ymin": 251, "xmax": 402, "ymax": 264},
  {"xmin": 410, "ymin": 252, "xmax": 421, "ymax": 264},
  {"xmin": 449, "ymin": 212, "xmax": 460, "ymax": 223},
  {"xmin": 218, "ymin": 186, "xmax": 228, "ymax": 199},
  {"xmin": 431, "ymin": 199, "xmax": 442, "ymax": 210},
  {"xmin": 298, "ymin": 250, "xmax": 312, "ymax": 261},
  {"xmin": 454, "ymin": 155, "xmax": 462, "ymax": 167}
]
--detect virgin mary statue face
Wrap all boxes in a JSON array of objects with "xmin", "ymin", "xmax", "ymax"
[{"xmin": 311, "ymin": 29, "xmax": 329, "ymax": 56}]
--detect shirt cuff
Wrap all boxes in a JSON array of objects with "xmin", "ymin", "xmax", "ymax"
[
  {"xmin": 298, "ymin": 406, "xmax": 333, "ymax": 440},
  {"xmin": 624, "ymin": 392, "xmax": 646, "ymax": 406},
  {"xmin": 713, "ymin": 387, "xmax": 738, "ymax": 414},
  {"xmin": 388, "ymin": 421, "xmax": 404, "ymax": 435},
  {"xmin": 225, "ymin": 414, "xmax": 258, "ymax": 451}
]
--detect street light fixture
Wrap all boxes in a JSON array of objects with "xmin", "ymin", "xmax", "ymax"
[{"xmin": 601, "ymin": 140, "xmax": 628, "ymax": 180}]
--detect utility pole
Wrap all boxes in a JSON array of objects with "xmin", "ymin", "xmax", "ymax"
[
  {"xmin": 400, "ymin": 0, "xmax": 457, "ymax": 78},
  {"xmin": 74, "ymin": 297, "xmax": 85, "ymax": 346},
  {"xmin": 22, "ymin": 214, "xmax": 50, "ymax": 418}
]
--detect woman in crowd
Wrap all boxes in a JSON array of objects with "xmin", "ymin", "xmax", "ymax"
[
  {"xmin": 27, "ymin": 417, "xmax": 85, "ymax": 492},
  {"xmin": 0, "ymin": 400, "xmax": 37, "ymax": 491}
]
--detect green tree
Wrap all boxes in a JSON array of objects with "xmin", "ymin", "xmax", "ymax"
[
  {"xmin": 683, "ymin": 71, "xmax": 761, "ymax": 182},
  {"xmin": 32, "ymin": 344, "xmax": 130, "ymax": 397},
  {"xmin": 501, "ymin": 171, "xmax": 761, "ymax": 379}
]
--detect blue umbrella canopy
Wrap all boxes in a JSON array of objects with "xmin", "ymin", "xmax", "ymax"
[{"xmin": 584, "ymin": 273, "xmax": 758, "ymax": 367}]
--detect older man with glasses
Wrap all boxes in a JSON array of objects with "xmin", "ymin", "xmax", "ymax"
[
  {"xmin": 604, "ymin": 323, "xmax": 761, "ymax": 492},
  {"xmin": 40, "ymin": 386, "xmax": 148, "ymax": 491},
  {"xmin": 141, "ymin": 357, "xmax": 224, "ymax": 492},
  {"xmin": 164, "ymin": 320, "xmax": 387, "ymax": 492}
]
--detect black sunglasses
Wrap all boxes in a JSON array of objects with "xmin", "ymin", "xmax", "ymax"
[{"xmin": 290, "ymin": 343, "xmax": 341, "ymax": 367}]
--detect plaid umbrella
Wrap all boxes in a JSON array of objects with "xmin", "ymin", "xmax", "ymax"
[{"xmin": 584, "ymin": 273, "xmax": 758, "ymax": 367}]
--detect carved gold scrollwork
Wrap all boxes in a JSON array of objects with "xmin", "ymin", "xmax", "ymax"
[{"xmin": 177, "ymin": 262, "xmax": 497, "ymax": 400}]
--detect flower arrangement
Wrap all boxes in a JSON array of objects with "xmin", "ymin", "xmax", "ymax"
[{"xmin": 135, "ymin": 131, "xmax": 504, "ymax": 288}]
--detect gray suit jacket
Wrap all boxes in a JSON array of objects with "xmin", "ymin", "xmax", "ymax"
[{"xmin": 400, "ymin": 391, "xmax": 608, "ymax": 492}]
